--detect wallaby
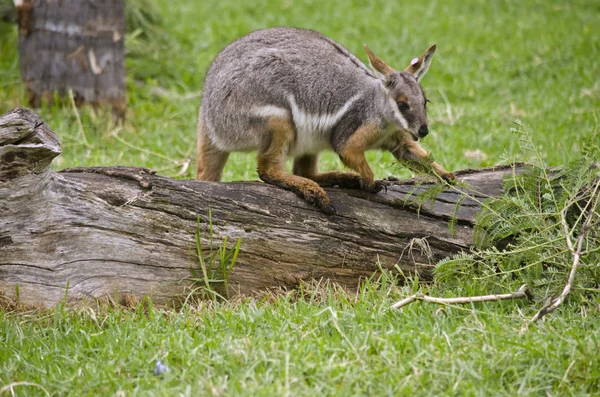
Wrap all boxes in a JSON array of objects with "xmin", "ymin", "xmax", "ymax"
[{"xmin": 197, "ymin": 27, "xmax": 454, "ymax": 214}]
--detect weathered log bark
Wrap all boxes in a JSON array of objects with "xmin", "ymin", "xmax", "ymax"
[
  {"xmin": 0, "ymin": 107, "xmax": 516, "ymax": 308},
  {"xmin": 16, "ymin": 0, "xmax": 126, "ymax": 118}
]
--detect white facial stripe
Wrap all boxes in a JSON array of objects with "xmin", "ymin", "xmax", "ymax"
[
  {"xmin": 390, "ymin": 98, "xmax": 409, "ymax": 129},
  {"xmin": 251, "ymin": 105, "xmax": 290, "ymax": 119}
]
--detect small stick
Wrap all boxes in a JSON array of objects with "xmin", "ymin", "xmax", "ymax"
[
  {"xmin": 390, "ymin": 295, "xmax": 417, "ymax": 309},
  {"xmin": 391, "ymin": 284, "xmax": 532, "ymax": 310}
]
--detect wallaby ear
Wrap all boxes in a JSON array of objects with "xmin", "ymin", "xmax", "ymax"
[
  {"xmin": 404, "ymin": 43, "xmax": 436, "ymax": 81},
  {"xmin": 364, "ymin": 44, "xmax": 394, "ymax": 80}
]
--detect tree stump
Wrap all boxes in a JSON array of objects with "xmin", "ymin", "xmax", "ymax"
[
  {"xmin": 16, "ymin": 0, "xmax": 126, "ymax": 118},
  {"xmin": 0, "ymin": 107, "xmax": 516, "ymax": 308}
]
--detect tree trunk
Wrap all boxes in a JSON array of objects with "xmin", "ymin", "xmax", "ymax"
[
  {"xmin": 0, "ymin": 107, "xmax": 516, "ymax": 308},
  {"xmin": 16, "ymin": 0, "xmax": 125, "ymax": 118},
  {"xmin": 1, "ymin": 1, "xmax": 15, "ymax": 23}
]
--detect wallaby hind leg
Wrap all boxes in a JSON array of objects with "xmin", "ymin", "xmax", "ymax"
[
  {"xmin": 293, "ymin": 154, "xmax": 362, "ymax": 189},
  {"xmin": 258, "ymin": 118, "xmax": 336, "ymax": 214},
  {"xmin": 196, "ymin": 121, "xmax": 229, "ymax": 181}
]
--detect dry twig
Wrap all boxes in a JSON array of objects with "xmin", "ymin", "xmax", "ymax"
[{"xmin": 391, "ymin": 284, "xmax": 532, "ymax": 310}]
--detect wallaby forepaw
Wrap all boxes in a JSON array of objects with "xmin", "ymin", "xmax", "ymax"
[
  {"xmin": 362, "ymin": 180, "xmax": 387, "ymax": 194},
  {"xmin": 442, "ymin": 172, "xmax": 456, "ymax": 183},
  {"xmin": 375, "ymin": 180, "xmax": 388, "ymax": 193}
]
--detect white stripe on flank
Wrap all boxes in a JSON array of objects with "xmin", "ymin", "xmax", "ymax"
[
  {"xmin": 251, "ymin": 105, "xmax": 290, "ymax": 119},
  {"xmin": 288, "ymin": 94, "xmax": 362, "ymax": 155},
  {"xmin": 288, "ymin": 94, "xmax": 361, "ymax": 135}
]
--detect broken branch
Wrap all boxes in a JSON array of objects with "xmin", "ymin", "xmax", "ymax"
[{"xmin": 391, "ymin": 284, "xmax": 532, "ymax": 310}]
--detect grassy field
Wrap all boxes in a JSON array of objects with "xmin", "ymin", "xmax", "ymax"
[
  {"xmin": 1, "ymin": 0, "xmax": 600, "ymax": 395},
  {"xmin": 2, "ymin": 281, "xmax": 599, "ymax": 396}
]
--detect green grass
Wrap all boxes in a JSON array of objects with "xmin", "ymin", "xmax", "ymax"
[
  {"xmin": 2, "ymin": 279, "xmax": 599, "ymax": 396},
  {"xmin": 1, "ymin": 0, "xmax": 600, "ymax": 395}
]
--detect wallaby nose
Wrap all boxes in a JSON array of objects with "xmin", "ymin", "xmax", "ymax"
[{"xmin": 418, "ymin": 125, "xmax": 429, "ymax": 138}]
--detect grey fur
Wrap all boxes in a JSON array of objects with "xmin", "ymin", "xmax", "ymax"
[{"xmin": 199, "ymin": 27, "xmax": 433, "ymax": 159}]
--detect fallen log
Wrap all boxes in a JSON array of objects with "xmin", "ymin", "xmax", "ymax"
[{"xmin": 0, "ymin": 107, "xmax": 516, "ymax": 307}]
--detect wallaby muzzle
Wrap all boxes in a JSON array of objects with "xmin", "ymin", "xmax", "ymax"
[{"xmin": 418, "ymin": 125, "xmax": 429, "ymax": 138}]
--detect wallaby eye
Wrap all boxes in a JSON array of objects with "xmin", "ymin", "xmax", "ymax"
[
  {"xmin": 397, "ymin": 101, "xmax": 409, "ymax": 111},
  {"xmin": 424, "ymin": 99, "xmax": 431, "ymax": 109}
]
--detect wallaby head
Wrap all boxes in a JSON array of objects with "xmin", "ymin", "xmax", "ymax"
[{"xmin": 364, "ymin": 44, "xmax": 436, "ymax": 140}]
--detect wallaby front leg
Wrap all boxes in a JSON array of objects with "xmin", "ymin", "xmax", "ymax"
[
  {"xmin": 258, "ymin": 118, "xmax": 336, "ymax": 214},
  {"xmin": 395, "ymin": 139, "xmax": 455, "ymax": 181},
  {"xmin": 293, "ymin": 154, "xmax": 362, "ymax": 189},
  {"xmin": 337, "ymin": 124, "xmax": 386, "ymax": 193}
]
